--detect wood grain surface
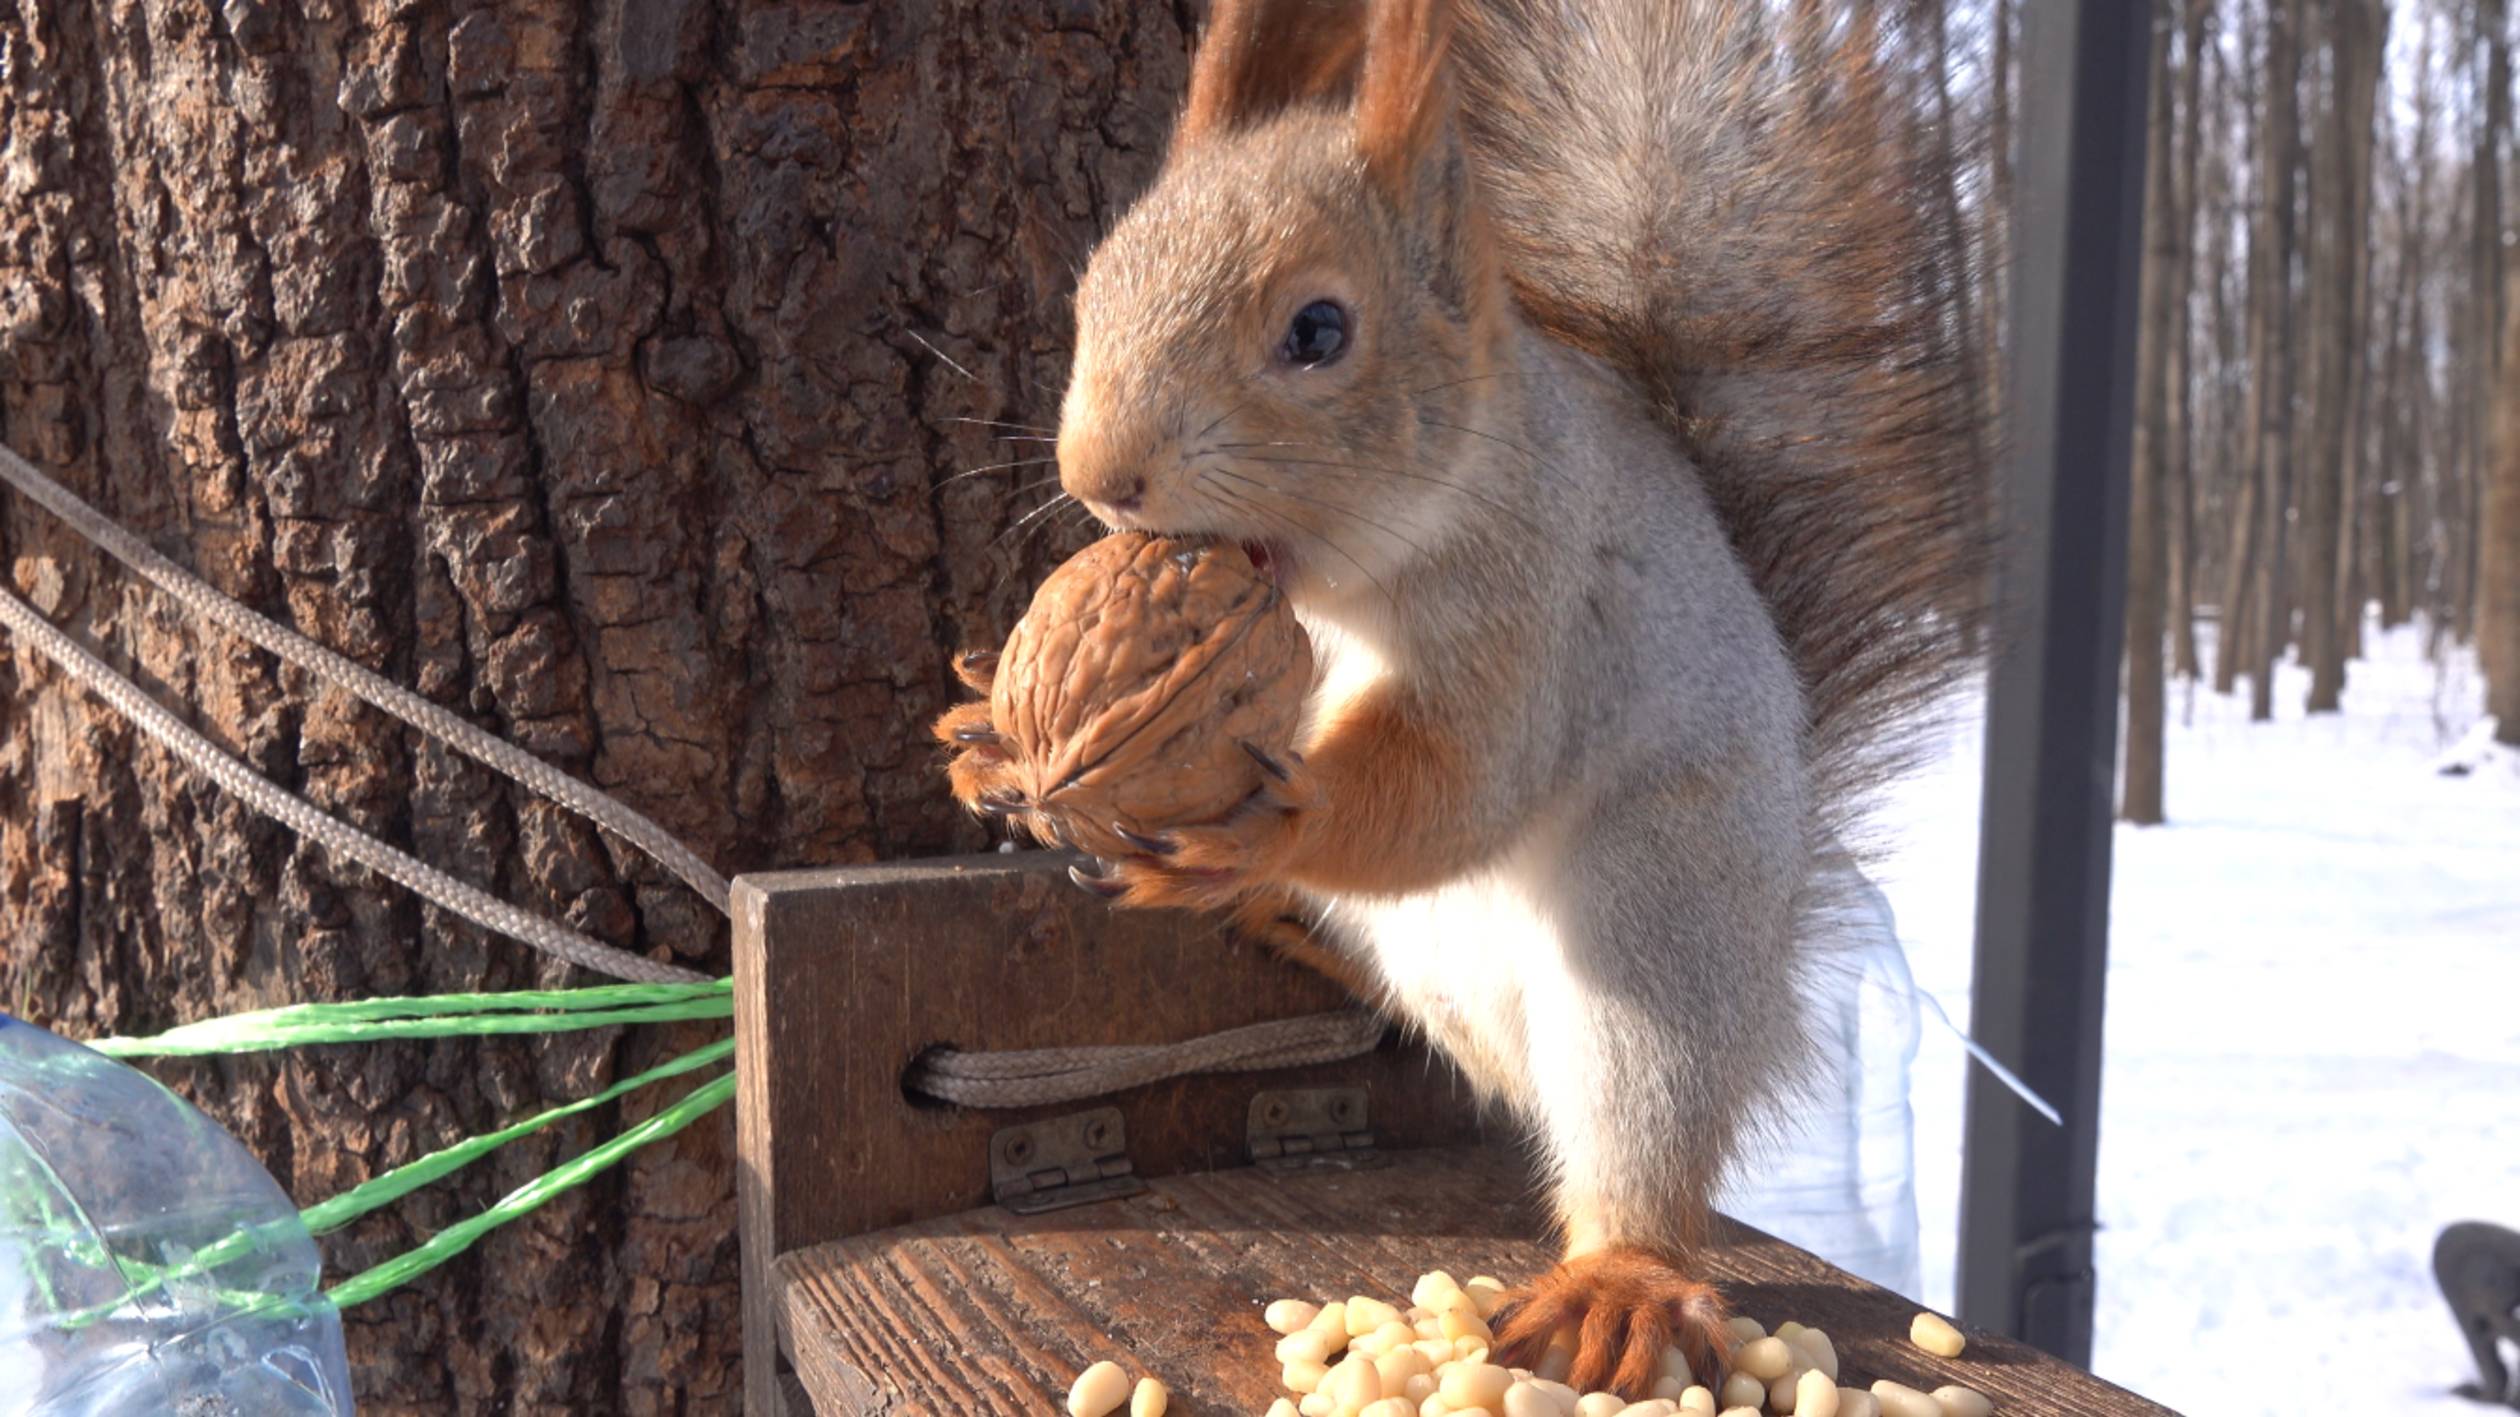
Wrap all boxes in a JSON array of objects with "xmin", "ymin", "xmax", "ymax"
[
  {"xmin": 775, "ymin": 1145, "xmax": 2176, "ymax": 1417},
  {"xmin": 734, "ymin": 852, "xmax": 1490, "ymax": 1411}
]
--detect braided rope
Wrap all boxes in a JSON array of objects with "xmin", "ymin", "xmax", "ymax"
[
  {"xmin": 0, "ymin": 586, "xmax": 702, "ymax": 983},
  {"xmin": 905, "ymin": 1009, "xmax": 1388, "ymax": 1108},
  {"xmin": 0, "ymin": 443, "xmax": 729, "ymax": 914}
]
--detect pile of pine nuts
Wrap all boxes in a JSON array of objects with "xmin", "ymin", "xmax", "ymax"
[
  {"xmin": 1235, "ymin": 1271, "xmax": 1993, "ymax": 1417},
  {"xmin": 1061, "ymin": 1272, "xmax": 1993, "ymax": 1417}
]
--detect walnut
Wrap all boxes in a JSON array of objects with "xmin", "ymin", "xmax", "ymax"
[{"xmin": 946, "ymin": 533, "xmax": 1312, "ymax": 859}]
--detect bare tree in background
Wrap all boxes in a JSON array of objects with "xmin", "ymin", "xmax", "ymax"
[
  {"xmin": 2125, "ymin": 0, "xmax": 2180, "ymax": 824},
  {"xmin": 2171, "ymin": 0, "xmax": 2217, "ymax": 681},
  {"xmin": 2480, "ymin": 0, "xmax": 2520, "ymax": 735},
  {"xmin": 2301, "ymin": 0, "xmax": 2387, "ymax": 712},
  {"xmin": 2228, "ymin": 0, "xmax": 2305, "ymax": 720}
]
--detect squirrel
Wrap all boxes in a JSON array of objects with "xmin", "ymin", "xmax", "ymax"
[{"xmin": 941, "ymin": 0, "xmax": 1988, "ymax": 1394}]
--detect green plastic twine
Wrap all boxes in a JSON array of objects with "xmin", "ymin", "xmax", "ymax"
[
  {"xmin": 87, "ymin": 978, "xmax": 732, "ymax": 1057},
  {"xmin": 57, "ymin": 978, "xmax": 736, "ymax": 1313},
  {"xmin": 324, "ymin": 1068, "xmax": 736, "ymax": 1308},
  {"xmin": 298, "ymin": 1036, "xmax": 734, "ymax": 1236}
]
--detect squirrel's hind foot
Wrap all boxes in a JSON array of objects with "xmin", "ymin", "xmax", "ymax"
[{"xmin": 1492, "ymin": 1246, "xmax": 1731, "ymax": 1399}]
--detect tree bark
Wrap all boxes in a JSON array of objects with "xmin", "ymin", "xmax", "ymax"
[
  {"xmin": 2169, "ymin": 0, "xmax": 2215, "ymax": 682},
  {"xmin": 2489, "ymin": 261, "xmax": 2520, "ymax": 742},
  {"xmin": 2212, "ymin": 0, "xmax": 2263, "ymax": 696},
  {"xmin": 2123, "ymin": 0, "xmax": 2177, "ymax": 825},
  {"xmin": 2301, "ymin": 0, "xmax": 2383, "ymax": 711},
  {"xmin": 0, "ymin": 3, "xmax": 1186, "ymax": 1410},
  {"xmin": 2466, "ymin": 0, "xmax": 2510, "ymax": 645},
  {"xmin": 2246, "ymin": 0, "xmax": 2304, "ymax": 721}
]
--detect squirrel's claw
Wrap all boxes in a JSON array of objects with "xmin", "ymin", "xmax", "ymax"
[
  {"xmin": 953, "ymin": 647, "xmax": 1000, "ymax": 692},
  {"xmin": 1492, "ymin": 1247, "xmax": 1732, "ymax": 1400},
  {"xmin": 1067, "ymin": 859, "xmax": 1129, "ymax": 898},
  {"xmin": 1112, "ymin": 823, "xmax": 1179, "ymax": 856},
  {"xmin": 936, "ymin": 700, "xmax": 1032, "ymax": 837},
  {"xmin": 1239, "ymin": 739, "xmax": 1295, "ymax": 783},
  {"xmin": 1091, "ymin": 760, "xmax": 1318, "ymax": 912}
]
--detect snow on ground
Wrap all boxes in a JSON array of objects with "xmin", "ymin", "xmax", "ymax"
[{"xmin": 1872, "ymin": 618, "xmax": 2520, "ymax": 1416}]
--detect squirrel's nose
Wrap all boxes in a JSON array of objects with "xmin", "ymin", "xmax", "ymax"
[{"xmin": 1057, "ymin": 424, "xmax": 1152, "ymax": 516}]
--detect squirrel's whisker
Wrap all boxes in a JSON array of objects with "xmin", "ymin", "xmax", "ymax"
[
  {"xmin": 1204, "ymin": 466, "xmax": 1444, "ymax": 562},
  {"xmin": 904, "ymin": 329, "xmax": 980, "ymax": 385},
  {"xmin": 937, "ymin": 456, "xmax": 1059, "ymax": 486},
  {"xmin": 994, "ymin": 491, "xmax": 1079, "ymax": 551},
  {"xmin": 1220, "ymin": 454, "xmax": 1547, "ymax": 537},
  {"xmin": 1199, "ymin": 475, "xmax": 1399, "ymax": 615},
  {"xmin": 945, "ymin": 416, "xmax": 1058, "ymax": 434}
]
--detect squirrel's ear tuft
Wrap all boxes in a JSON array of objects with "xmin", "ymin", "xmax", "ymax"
[
  {"xmin": 1355, "ymin": 0, "xmax": 1452, "ymax": 199},
  {"xmin": 1179, "ymin": 0, "xmax": 1368, "ymax": 144}
]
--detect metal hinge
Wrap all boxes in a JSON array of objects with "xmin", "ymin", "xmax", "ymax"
[
  {"xmin": 1247, "ymin": 1087, "xmax": 1380, "ymax": 1172},
  {"xmin": 988, "ymin": 1106, "xmax": 1145, "ymax": 1214}
]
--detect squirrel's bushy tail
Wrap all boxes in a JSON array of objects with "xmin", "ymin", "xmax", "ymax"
[{"xmin": 1454, "ymin": 0, "xmax": 1992, "ymax": 829}]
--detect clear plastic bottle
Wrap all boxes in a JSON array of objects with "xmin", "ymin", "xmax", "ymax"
[
  {"xmin": 1714, "ymin": 851, "xmax": 1925, "ymax": 1299},
  {"xmin": 0, "ymin": 1014, "xmax": 352, "ymax": 1416}
]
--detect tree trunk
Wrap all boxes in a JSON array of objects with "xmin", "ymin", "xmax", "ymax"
[
  {"xmin": 2212, "ymin": 0, "xmax": 2263, "ymax": 696},
  {"xmin": 0, "ymin": 3, "xmax": 1186, "ymax": 1410},
  {"xmin": 2301, "ymin": 0, "xmax": 2382, "ymax": 712},
  {"xmin": 2124, "ymin": 0, "xmax": 2177, "ymax": 825},
  {"xmin": 2374, "ymin": 113, "xmax": 2422, "ymax": 631},
  {"xmin": 2489, "ymin": 262, "xmax": 2520, "ymax": 742},
  {"xmin": 2169, "ymin": 0, "xmax": 2215, "ymax": 682},
  {"xmin": 2246, "ymin": 0, "xmax": 2304, "ymax": 721},
  {"xmin": 2467, "ymin": 0, "xmax": 2510, "ymax": 646}
]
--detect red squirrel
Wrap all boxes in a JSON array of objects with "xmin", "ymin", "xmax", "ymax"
[{"xmin": 945, "ymin": 0, "xmax": 1988, "ymax": 1394}]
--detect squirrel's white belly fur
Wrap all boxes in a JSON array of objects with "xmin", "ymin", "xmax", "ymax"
[{"xmin": 1287, "ymin": 334, "xmax": 1817, "ymax": 1254}]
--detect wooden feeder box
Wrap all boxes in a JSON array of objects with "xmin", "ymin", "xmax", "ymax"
[{"xmin": 733, "ymin": 853, "xmax": 2168, "ymax": 1415}]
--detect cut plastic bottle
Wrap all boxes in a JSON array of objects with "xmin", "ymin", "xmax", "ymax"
[{"xmin": 0, "ymin": 1014, "xmax": 352, "ymax": 1415}]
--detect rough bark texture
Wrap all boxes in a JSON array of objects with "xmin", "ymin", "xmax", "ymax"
[{"xmin": 0, "ymin": 1, "xmax": 1188, "ymax": 1410}]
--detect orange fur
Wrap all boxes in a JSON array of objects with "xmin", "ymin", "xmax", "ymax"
[
  {"xmin": 1492, "ymin": 1246, "xmax": 1735, "ymax": 1398},
  {"xmin": 1001, "ymin": 682, "xmax": 1482, "ymax": 912},
  {"xmin": 1179, "ymin": 0, "xmax": 1367, "ymax": 144},
  {"xmin": 1356, "ymin": 0, "xmax": 1453, "ymax": 197}
]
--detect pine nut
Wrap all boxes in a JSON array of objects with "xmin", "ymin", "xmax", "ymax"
[
  {"xmin": 1793, "ymin": 1331, "xmax": 1840, "ymax": 1382},
  {"xmin": 1930, "ymin": 1385, "xmax": 1992, "ymax": 1417},
  {"xmin": 1868, "ymin": 1381, "xmax": 1941, "ymax": 1417},
  {"xmin": 1131, "ymin": 1377, "xmax": 1168, "ymax": 1417},
  {"xmin": 1907, "ymin": 1313, "xmax": 1964, "ymax": 1359},
  {"xmin": 1441, "ymin": 1362, "xmax": 1514, "ymax": 1408},
  {"xmin": 1271, "ymin": 1301, "xmax": 1325, "ymax": 1335},
  {"xmin": 1735, "ymin": 1337, "xmax": 1794, "ymax": 1381},
  {"xmin": 1068, "ymin": 1360, "xmax": 1131, "ymax": 1417}
]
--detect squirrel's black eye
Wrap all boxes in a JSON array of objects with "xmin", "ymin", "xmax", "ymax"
[{"xmin": 1279, "ymin": 300, "xmax": 1349, "ymax": 368}]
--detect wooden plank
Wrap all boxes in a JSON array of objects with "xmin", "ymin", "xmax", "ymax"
[
  {"xmin": 777, "ymin": 1145, "xmax": 2175, "ymax": 1417},
  {"xmin": 733, "ymin": 852, "xmax": 1488, "ymax": 1414}
]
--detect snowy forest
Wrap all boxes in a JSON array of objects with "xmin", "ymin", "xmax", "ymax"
[
  {"xmin": 1876, "ymin": 5, "xmax": 2518, "ymax": 1412},
  {"xmin": 1887, "ymin": 0, "xmax": 2517, "ymax": 818}
]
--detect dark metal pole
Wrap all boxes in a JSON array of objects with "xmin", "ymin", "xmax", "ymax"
[{"xmin": 1956, "ymin": 0, "xmax": 2152, "ymax": 1368}]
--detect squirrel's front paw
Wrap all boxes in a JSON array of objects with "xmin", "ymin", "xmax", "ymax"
[
  {"xmin": 1493, "ymin": 1246, "xmax": 1732, "ymax": 1399},
  {"xmin": 1069, "ymin": 741, "xmax": 1319, "ymax": 911},
  {"xmin": 934, "ymin": 651, "xmax": 1027, "ymax": 824}
]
